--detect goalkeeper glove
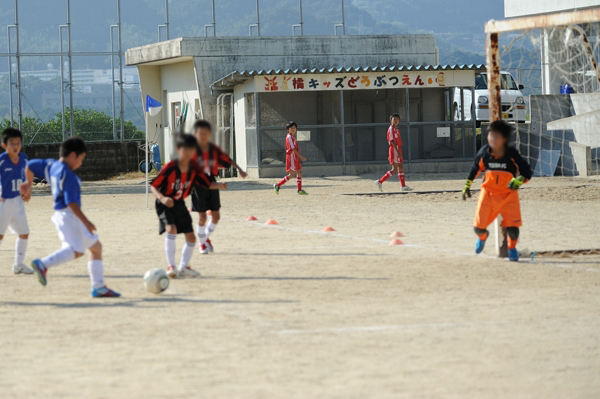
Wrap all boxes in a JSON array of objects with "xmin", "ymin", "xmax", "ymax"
[
  {"xmin": 462, "ymin": 179, "xmax": 472, "ymax": 201},
  {"xmin": 508, "ymin": 175, "xmax": 526, "ymax": 190}
]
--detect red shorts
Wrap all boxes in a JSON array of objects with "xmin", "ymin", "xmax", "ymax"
[
  {"xmin": 474, "ymin": 188, "xmax": 522, "ymax": 229},
  {"xmin": 286, "ymin": 154, "xmax": 301, "ymax": 172},
  {"xmin": 389, "ymin": 147, "xmax": 403, "ymax": 164}
]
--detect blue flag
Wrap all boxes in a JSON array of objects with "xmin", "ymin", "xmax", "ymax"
[{"xmin": 145, "ymin": 95, "xmax": 162, "ymax": 116}]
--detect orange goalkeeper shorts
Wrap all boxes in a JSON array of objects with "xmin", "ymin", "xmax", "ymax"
[{"xmin": 473, "ymin": 188, "xmax": 522, "ymax": 229}]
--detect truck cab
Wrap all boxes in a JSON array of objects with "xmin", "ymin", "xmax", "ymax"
[{"xmin": 454, "ymin": 71, "xmax": 527, "ymax": 126}]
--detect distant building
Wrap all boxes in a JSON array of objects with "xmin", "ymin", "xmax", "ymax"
[
  {"xmin": 1, "ymin": 65, "xmax": 139, "ymax": 87},
  {"xmin": 127, "ymin": 36, "xmax": 484, "ymax": 177},
  {"xmin": 41, "ymin": 84, "xmax": 142, "ymax": 113}
]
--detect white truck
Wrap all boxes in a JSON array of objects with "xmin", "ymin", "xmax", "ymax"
[{"xmin": 453, "ymin": 71, "xmax": 527, "ymax": 127}]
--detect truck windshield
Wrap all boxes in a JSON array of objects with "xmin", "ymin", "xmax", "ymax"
[{"xmin": 475, "ymin": 73, "xmax": 519, "ymax": 90}]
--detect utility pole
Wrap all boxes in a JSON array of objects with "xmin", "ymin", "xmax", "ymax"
[
  {"xmin": 7, "ymin": 26, "xmax": 14, "ymax": 126},
  {"xmin": 67, "ymin": 0, "xmax": 74, "ymax": 136},
  {"xmin": 59, "ymin": 25, "xmax": 67, "ymax": 139},
  {"xmin": 15, "ymin": 0, "xmax": 23, "ymax": 130},
  {"xmin": 117, "ymin": 0, "xmax": 125, "ymax": 141},
  {"xmin": 165, "ymin": 0, "xmax": 170, "ymax": 39},
  {"xmin": 110, "ymin": 25, "xmax": 118, "ymax": 140}
]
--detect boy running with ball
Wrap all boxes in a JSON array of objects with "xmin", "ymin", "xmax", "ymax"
[
  {"xmin": 22, "ymin": 137, "xmax": 120, "ymax": 297},
  {"xmin": 151, "ymin": 134, "xmax": 226, "ymax": 278},
  {"xmin": 376, "ymin": 114, "xmax": 412, "ymax": 192},
  {"xmin": 192, "ymin": 120, "xmax": 247, "ymax": 255},
  {"xmin": 274, "ymin": 121, "xmax": 308, "ymax": 195},
  {"xmin": 0, "ymin": 128, "xmax": 33, "ymax": 275},
  {"xmin": 462, "ymin": 120, "xmax": 532, "ymax": 261}
]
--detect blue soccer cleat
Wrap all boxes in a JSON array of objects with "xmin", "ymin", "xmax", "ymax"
[
  {"xmin": 475, "ymin": 238, "xmax": 486, "ymax": 254},
  {"xmin": 31, "ymin": 259, "xmax": 48, "ymax": 286},
  {"xmin": 91, "ymin": 286, "xmax": 121, "ymax": 298},
  {"xmin": 508, "ymin": 249, "xmax": 519, "ymax": 262}
]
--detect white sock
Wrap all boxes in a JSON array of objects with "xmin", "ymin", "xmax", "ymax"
[
  {"xmin": 87, "ymin": 260, "xmax": 105, "ymax": 289},
  {"xmin": 41, "ymin": 247, "xmax": 75, "ymax": 268},
  {"xmin": 205, "ymin": 221, "xmax": 218, "ymax": 239},
  {"xmin": 165, "ymin": 234, "xmax": 176, "ymax": 266},
  {"xmin": 197, "ymin": 224, "xmax": 207, "ymax": 245},
  {"xmin": 179, "ymin": 242, "xmax": 195, "ymax": 271},
  {"xmin": 15, "ymin": 238, "xmax": 28, "ymax": 266}
]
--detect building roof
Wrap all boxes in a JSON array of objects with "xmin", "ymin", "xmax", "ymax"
[{"xmin": 211, "ymin": 64, "xmax": 486, "ymax": 89}]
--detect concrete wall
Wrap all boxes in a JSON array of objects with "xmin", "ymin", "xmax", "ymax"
[
  {"xmin": 505, "ymin": 0, "xmax": 600, "ymax": 17},
  {"xmin": 20, "ymin": 141, "xmax": 142, "ymax": 181}
]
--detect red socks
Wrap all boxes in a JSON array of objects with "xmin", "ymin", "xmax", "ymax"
[
  {"xmin": 297, "ymin": 177, "xmax": 302, "ymax": 191},
  {"xmin": 379, "ymin": 171, "xmax": 393, "ymax": 183},
  {"xmin": 277, "ymin": 176, "xmax": 290, "ymax": 187},
  {"xmin": 398, "ymin": 172, "xmax": 406, "ymax": 187},
  {"xmin": 508, "ymin": 236, "xmax": 518, "ymax": 250}
]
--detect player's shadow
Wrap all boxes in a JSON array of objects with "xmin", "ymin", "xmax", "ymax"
[
  {"xmin": 1, "ymin": 297, "xmax": 297, "ymax": 308},
  {"xmin": 203, "ymin": 276, "xmax": 388, "ymax": 281},
  {"xmin": 140, "ymin": 296, "xmax": 297, "ymax": 304}
]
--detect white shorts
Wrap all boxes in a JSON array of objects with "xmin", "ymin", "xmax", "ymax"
[
  {"xmin": 51, "ymin": 209, "xmax": 99, "ymax": 254},
  {"xmin": 0, "ymin": 197, "xmax": 30, "ymax": 235}
]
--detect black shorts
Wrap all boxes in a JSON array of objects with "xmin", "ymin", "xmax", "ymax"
[
  {"xmin": 191, "ymin": 186, "xmax": 221, "ymax": 213},
  {"xmin": 156, "ymin": 199, "xmax": 194, "ymax": 235}
]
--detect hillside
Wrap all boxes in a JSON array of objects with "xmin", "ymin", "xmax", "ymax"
[{"xmin": 0, "ymin": 0, "xmax": 503, "ymax": 71}]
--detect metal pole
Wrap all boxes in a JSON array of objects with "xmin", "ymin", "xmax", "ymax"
[
  {"xmin": 340, "ymin": 90, "xmax": 346, "ymax": 174},
  {"xmin": 211, "ymin": 0, "xmax": 216, "ymax": 36},
  {"xmin": 67, "ymin": 0, "xmax": 74, "ymax": 136},
  {"xmin": 59, "ymin": 25, "xmax": 67, "ymax": 140},
  {"xmin": 256, "ymin": 0, "xmax": 261, "ymax": 36},
  {"xmin": 110, "ymin": 25, "xmax": 118, "ymax": 140},
  {"xmin": 460, "ymin": 87, "xmax": 465, "ymax": 157},
  {"xmin": 405, "ymin": 88, "xmax": 411, "ymax": 167},
  {"xmin": 14, "ymin": 0, "xmax": 23, "ymax": 130},
  {"xmin": 341, "ymin": 0, "xmax": 346, "ymax": 35},
  {"xmin": 471, "ymin": 86, "xmax": 477, "ymax": 154},
  {"xmin": 165, "ymin": 0, "xmax": 170, "ymax": 40},
  {"xmin": 118, "ymin": 0, "xmax": 125, "ymax": 141},
  {"xmin": 7, "ymin": 26, "xmax": 14, "ymax": 126}
]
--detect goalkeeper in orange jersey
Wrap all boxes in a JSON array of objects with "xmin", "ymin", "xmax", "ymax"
[{"xmin": 462, "ymin": 120, "xmax": 532, "ymax": 261}]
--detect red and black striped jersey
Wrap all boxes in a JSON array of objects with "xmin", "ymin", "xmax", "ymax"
[
  {"xmin": 194, "ymin": 143, "xmax": 233, "ymax": 182},
  {"xmin": 151, "ymin": 159, "xmax": 210, "ymax": 200}
]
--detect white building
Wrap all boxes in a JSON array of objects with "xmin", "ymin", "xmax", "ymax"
[{"xmin": 127, "ymin": 36, "xmax": 483, "ymax": 177}]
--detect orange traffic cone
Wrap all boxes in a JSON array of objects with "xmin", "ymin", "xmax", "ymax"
[
  {"xmin": 390, "ymin": 231, "xmax": 404, "ymax": 238},
  {"xmin": 265, "ymin": 219, "xmax": 278, "ymax": 225},
  {"xmin": 322, "ymin": 226, "xmax": 336, "ymax": 232},
  {"xmin": 246, "ymin": 216, "xmax": 258, "ymax": 221},
  {"xmin": 389, "ymin": 239, "xmax": 404, "ymax": 246}
]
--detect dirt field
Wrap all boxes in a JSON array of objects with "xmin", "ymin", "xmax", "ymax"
[{"xmin": 1, "ymin": 173, "xmax": 599, "ymax": 399}]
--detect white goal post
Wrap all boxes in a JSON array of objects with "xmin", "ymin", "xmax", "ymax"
[{"xmin": 485, "ymin": 8, "xmax": 600, "ymax": 257}]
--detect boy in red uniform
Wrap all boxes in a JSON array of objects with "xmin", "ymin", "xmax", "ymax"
[
  {"xmin": 376, "ymin": 113, "xmax": 412, "ymax": 192},
  {"xmin": 462, "ymin": 120, "xmax": 532, "ymax": 261},
  {"xmin": 151, "ymin": 134, "xmax": 226, "ymax": 278},
  {"xmin": 274, "ymin": 121, "xmax": 308, "ymax": 195},
  {"xmin": 192, "ymin": 120, "xmax": 247, "ymax": 255}
]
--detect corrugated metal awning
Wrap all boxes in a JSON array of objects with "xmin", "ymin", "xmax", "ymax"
[{"xmin": 211, "ymin": 64, "xmax": 486, "ymax": 89}]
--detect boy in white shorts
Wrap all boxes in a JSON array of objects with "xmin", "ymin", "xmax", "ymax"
[
  {"xmin": 0, "ymin": 128, "xmax": 33, "ymax": 275},
  {"xmin": 20, "ymin": 137, "xmax": 120, "ymax": 297}
]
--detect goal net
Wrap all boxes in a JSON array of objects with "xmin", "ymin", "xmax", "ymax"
[{"xmin": 485, "ymin": 9, "xmax": 600, "ymax": 258}]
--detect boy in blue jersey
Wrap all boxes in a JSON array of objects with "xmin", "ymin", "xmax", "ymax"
[
  {"xmin": 0, "ymin": 128, "xmax": 33, "ymax": 275},
  {"xmin": 20, "ymin": 137, "xmax": 120, "ymax": 297}
]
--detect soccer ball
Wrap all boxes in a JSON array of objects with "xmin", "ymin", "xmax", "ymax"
[{"xmin": 144, "ymin": 268, "xmax": 170, "ymax": 294}]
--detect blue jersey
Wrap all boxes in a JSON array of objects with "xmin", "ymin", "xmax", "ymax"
[
  {"xmin": 0, "ymin": 152, "xmax": 28, "ymax": 199},
  {"xmin": 28, "ymin": 159, "xmax": 81, "ymax": 211}
]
